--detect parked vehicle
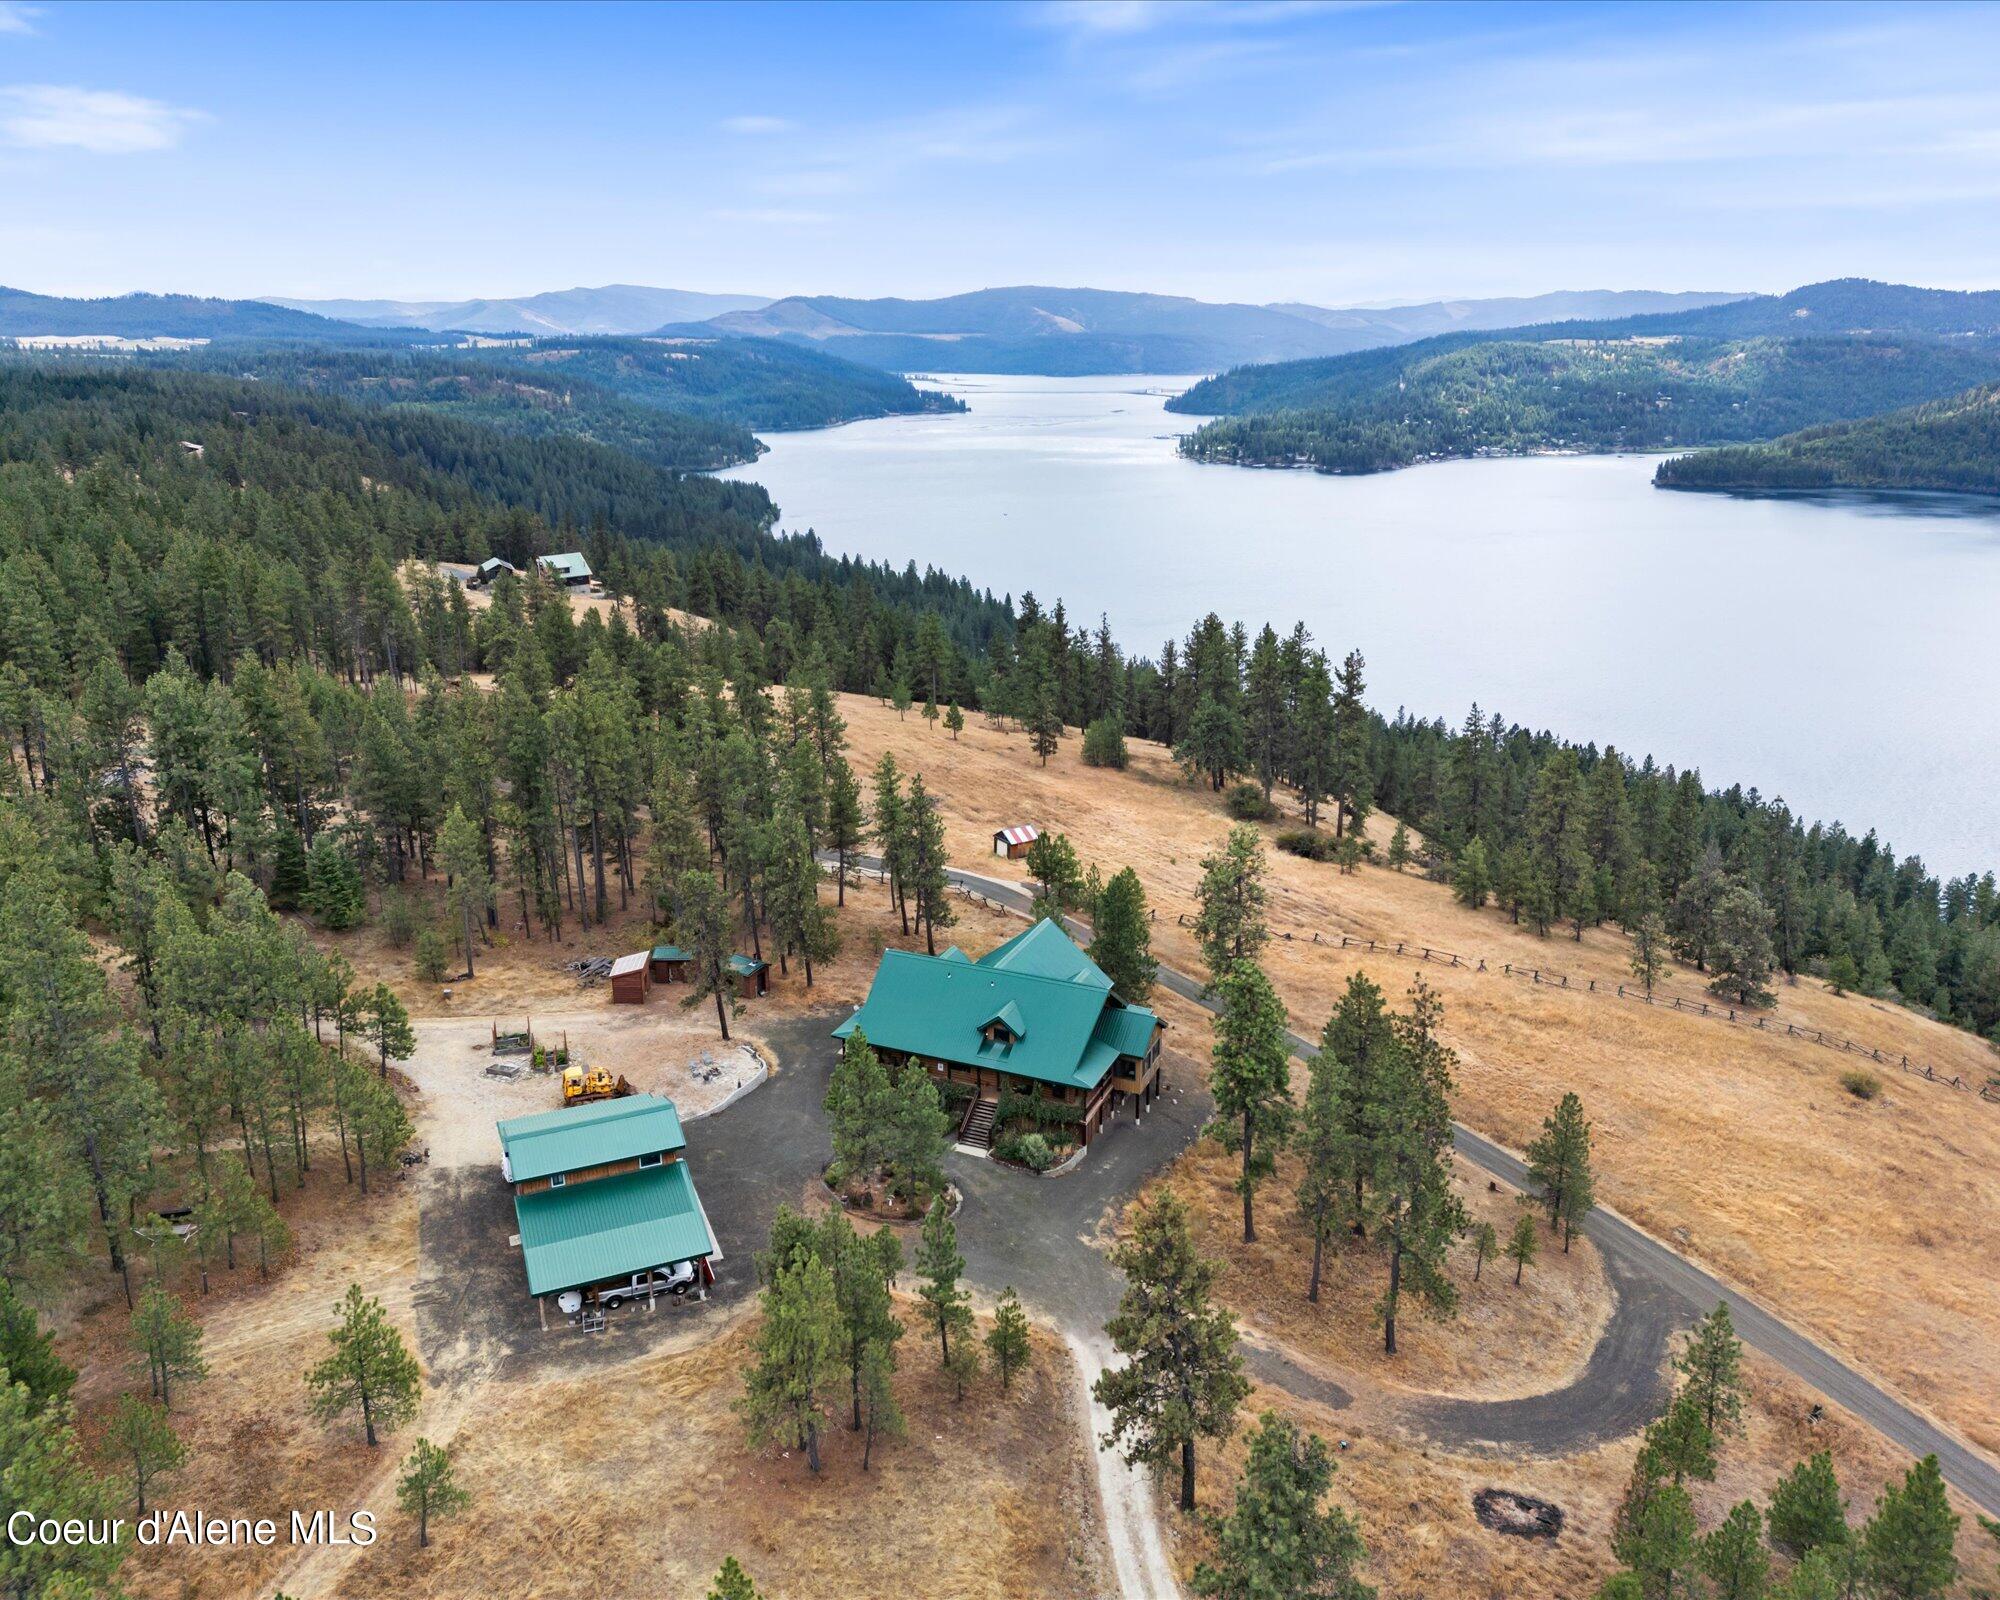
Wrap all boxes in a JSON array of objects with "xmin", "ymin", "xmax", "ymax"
[{"xmin": 596, "ymin": 1262, "xmax": 697, "ymax": 1308}]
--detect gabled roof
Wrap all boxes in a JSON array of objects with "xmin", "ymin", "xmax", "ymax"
[
  {"xmin": 538, "ymin": 550, "xmax": 593, "ymax": 581},
  {"xmin": 610, "ymin": 950, "xmax": 649, "ymax": 978},
  {"xmin": 497, "ymin": 1094, "xmax": 685, "ymax": 1182},
  {"xmin": 513, "ymin": 1160, "xmax": 715, "ymax": 1295},
  {"xmin": 994, "ymin": 824, "xmax": 1040, "ymax": 846},
  {"xmin": 978, "ymin": 918, "xmax": 1113, "ymax": 989},
  {"xmin": 651, "ymin": 943, "xmax": 690, "ymax": 962},
  {"xmin": 833, "ymin": 920, "xmax": 1159, "ymax": 1091},
  {"xmin": 727, "ymin": 953, "xmax": 768, "ymax": 977}
]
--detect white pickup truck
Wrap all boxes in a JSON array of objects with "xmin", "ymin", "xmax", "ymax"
[{"xmin": 563, "ymin": 1261, "xmax": 698, "ymax": 1314}]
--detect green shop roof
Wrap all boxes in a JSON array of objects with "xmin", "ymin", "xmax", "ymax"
[
  {"xmin": 513, "ymin": 1160, "xmax": 715, "ymax": 1296},
  {"xmin": 651, "ymin": 944, "xmax": 691, "ymax": 962},
  {"xmin": 497, "ymin": 1094, "xmax": 685, "ymax": 1183},
  {"xmin": 834, "ymin": 919, "xmax": 1159, "ymax": 1091},
  {"xmin": 727, "ymin": 954, "xmax": 768, "ymax": 977}
]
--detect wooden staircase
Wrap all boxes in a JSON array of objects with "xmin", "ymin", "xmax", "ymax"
[{"xmin": 958, "ymin": 1097, "xmax": 997, "ymax": 1151}]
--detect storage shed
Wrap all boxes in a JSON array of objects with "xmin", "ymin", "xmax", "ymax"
[
  {"xmin": 608, "ymin": 950, "xmax": 651, "ymax": 1004},
  {"xmin": 650, "ymin": 944, "xmax": 691, "ymax": 983},
  {"xmin": 993, "ymin": 824, "xmax": 1041, "ymax": 859},
  {"xmin": 727, "ymin": 953, "xmax": 769, "ymax": 999}
]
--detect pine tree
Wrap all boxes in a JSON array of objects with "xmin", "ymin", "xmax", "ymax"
[
  {"xmin": 1209, "ymin": 959, "xmax": 1293, "ymax": 1244},
  {"xmin": 103, "ymin": 1392, "xmax": 184, "ymax": 1515},
  {"xmin": 674, "ymin": 867, "xmax": 737, "ymax": 1040},
  {"xmin": 1622, "ymin": 1482, "xmax": 1703, "ymax": 1600},
  {"xmin": 737, "ymin": 1242, "xmax": 843, "ymax": 1474},
  {"xmin": 1701, "ymin": 1500, "xmax": 1770, "ymax": 1600},
  {"xmin": 1093, "ymin": 1191, "xmax": 1248, "ymax": 1513},
  {"xmin": 1192, "ymin": 1410, "xmax": 1373, "ymax": 1600},
  {"xmin": 0, "ymin": 1381, "xmax": 125, "ymax": 1599},
  {"xmin": 945, "ymin": 701, "xmax": 965, "ymax": 741},
  {"xmin": 1367, "ymin": 980, "xmax": 1466, "ymax": 1352},
  {"xmin": 823, "ymin": 753, "xmax": 867, "ymax": 908},
  {"xmin": 363, "ymin": 982, "xmax": 416, "ymax": 1079},
  {"xmin": 1195, "ymin": 825, "xmax": 1268, "ymax": 986},
  {"xmin": 437, "ymin": 803, "xmax": 491, "ymax": 978},
  {"xmin": 129, "ymin": 1285, "xmax": 206, "ymax": 1411},
  {"xmin": 824, "ymin": 1031, "xmax": 896, "ymax": 1191},
  {"xmin": 708, "ymin": 1556, "xmax": 765, "ymax": 1600},
  {"xmin": 1294, "ymin": 1034, "xmax": 1349, "ymax": 1303},
  {"xmin": 1859, "ymin": 1455, "xmax": 1958, "ymax": 1600},
  {"xmin": 986, "ymin": 1287, "xmax": 1032, "ymax": 1390},
  {"xmin": 905, "ymin": 775, "xmax": 954, "ymax": 956},
  {"xmin": 1470, "ymin": 1221, "xmax": 1498, "ymax": 1283},
  {"xmin": 1630, "ymin": 911, "xmax": 1668, "ymax": 998},
  {"xmin": 1505, "ymin": 1210, "xmax": 1539, "ymax": 1284},
  {"xmin": 0, "ymin": 1281, "xmax": 75, "ymax": 1413},
  {"xmin": 858, "ymin": 1337, "xmax": 905, "ymax": 1466},
  {"xmin": 1676, "ymin": 1303, "xmax": 1745, "ymax": 1440},
  {"xmin": 916, "ymin": 1195, "xmax": 971, "ymax": 1366},
  {"xmin": 1386, "ymin": 822, "xmax": 1411, "ymax": 872},
  {"xmin": 304, "ymin": 1284, "xmax": 422, "ymax": 1448},
  {"xmin": 396, "ymin": 1437, "xmax": 470, "ymax": 1548},
  {"xmin": 1453, "ymin": 837, "xmax": 1492, "ymax": 909},
  {"xmin": 1768, "ymin": 1452, "xmax": 1849, "ymax": 1557},
  {"xmin": 1524, "ymin": 1091, "xmax": 1594, "ymax": 1245},
  {"xmin": 1089, "ymin": 866, "xmax": 1156, "ymax": 1001},
  {"xmin": 305, "ymin": 834, "xmax": 366, "ymax": 930},
  {"xmin": 1709, "ymin": 884, "xmax": 1778, "ymax": 1008}
]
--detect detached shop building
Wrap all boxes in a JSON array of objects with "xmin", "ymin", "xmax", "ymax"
[
  {"xmin": 496, "ymin": 1095, "xmax": 718, "ymax": 1315},
  {"xmin": 833, "ymin": 919, "xmax": 1164, "ymax": 1153}
]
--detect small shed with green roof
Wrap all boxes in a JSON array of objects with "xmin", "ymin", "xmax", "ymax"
[
  {"xmin": 728, "ymin": 952, "xmax": 769, "ymax": 998},
  {"xmin": 650, "ymin": 943, "xmax": 691, "ymax": 983}
]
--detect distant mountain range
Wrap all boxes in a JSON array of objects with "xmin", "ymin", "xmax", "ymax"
[
  {"xmin": 0, "ymin": 286, "xmax": 401, "ymax": 343},
  {"xmin": 7, "ymin": 280, "xmax": 1755, "ymax": 372},
  {"xmin": 269, "ymin": 284, "xmax": 772, "ymax": 337},
  {"xmin": 676, "ymin": 285, "xmax": 1749, "ymax": 374}
]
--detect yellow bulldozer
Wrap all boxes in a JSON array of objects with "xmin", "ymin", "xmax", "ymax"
[{"xmin": 561, "ymin": 1064, "xmax": 636, "ymax": 1106}]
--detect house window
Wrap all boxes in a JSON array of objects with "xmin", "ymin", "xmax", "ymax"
[
  {"xmin": 549, "ymin": 1174, "xmax": 566, "ymax": 1188},
  {"xmin": 638, "ymin": 1152, "xmax": 663, "ymax": 1169}
]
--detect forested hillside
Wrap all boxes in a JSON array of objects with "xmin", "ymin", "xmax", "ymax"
[
  {"xmin": 1171, "ymin": 334, "xmax": 2000, "ymax": 473},
  {"xmin": 1655, "ymin": 382, "xmax": 2000, "ymax": 496},
  {"xmin": 165, "ymin": 344, "xmax": 762, "ymax": 472},
  {"xmin": 473, "ymin": 336, "xmax": 965, "ymax": 431}
]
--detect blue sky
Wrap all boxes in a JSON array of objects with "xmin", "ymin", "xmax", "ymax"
[{"xmin": 3, "ymin": 0, "xmax": 1999, "ymax": 305}]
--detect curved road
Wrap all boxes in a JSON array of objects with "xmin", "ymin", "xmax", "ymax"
[{"xmin": 845, "ymin": 854, "xmax": 2000, "ymax": 1516}]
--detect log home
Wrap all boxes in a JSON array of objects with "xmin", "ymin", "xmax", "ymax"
[{"xmin": 833, "ymin": 919, "xmax": 1164, "ymax": 1154}]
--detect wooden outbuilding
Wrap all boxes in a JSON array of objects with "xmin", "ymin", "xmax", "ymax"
[
  {"xmin": 993, "ymin": 824, "xmax": 1041, "ymax": 859},
  {"xmin": 728, "ymin": 954, "xmax": 769, "ymax": 999},
  {"xmin": 608, "ymin": 950, "xmax": 651, "ymax": 1005},
  {"xmin": 650, "ymin": 944, "xmax": 691, "ymax": 983}
]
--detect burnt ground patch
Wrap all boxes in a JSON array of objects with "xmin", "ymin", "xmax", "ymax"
[{"xmin": 1473, "ymin": 1487, "xmax": 1566, "ymax": 1539}]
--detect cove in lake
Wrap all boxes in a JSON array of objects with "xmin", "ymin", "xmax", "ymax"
[{"xmin": 720, "ymin": 374, "xmax": 2000, "ymax": 879}]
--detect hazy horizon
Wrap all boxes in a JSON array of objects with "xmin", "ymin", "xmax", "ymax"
[{"xmin": 4, "ymin": 1, "xmax": 2000, "ymax": 305}]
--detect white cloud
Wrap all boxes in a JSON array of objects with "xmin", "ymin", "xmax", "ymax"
[
  {"xmin": 0, "ymin": 84, "xmax": 207, "ymax": 152},
  {"xmin": 720, "ymin": 114, "xmax": 794, "ymax": 135},
  {"xmin": 0, "ymin": 4, "xmax": 43, "ymax": 36}
]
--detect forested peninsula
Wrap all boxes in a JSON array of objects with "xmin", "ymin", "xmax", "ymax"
[
  {"xmin": 1655, "ymin": 382, "xmax": 2000, "ymax": 496},
  {"xmin": 1170, "ymin": 334, "xmax": 2000, "ymax": 475}
]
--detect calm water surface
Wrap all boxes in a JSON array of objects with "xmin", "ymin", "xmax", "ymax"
[{"xmin": 721, "ymin": 374, "xmax": 2000, "ymax": 878}]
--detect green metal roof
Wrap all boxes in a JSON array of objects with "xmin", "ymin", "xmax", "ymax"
[
  {"xmin": 538, "ymin": 551, "xmax": 593, "ymax": 581},
  {"xmin": 977, "ymin": 918, "xmax": 1113, "ymax": 987},
  {"xmin": 833, "ymin": 920, "xmax": 1160, "ymax": 1091},
  {"xmin": 727, "ymin": 954, "xmax": 767, "ymax": 977},
  {"xmin": 496, "ymin": 1094, "xmax": 685, "ymax": 1183},
  {"xmin": 513, "ymin": 1160, "xmax": 715, "ymax": 1296},
  {"xmin": 651, "ymin": 944, "xmax": 690, "ymax": 962}
]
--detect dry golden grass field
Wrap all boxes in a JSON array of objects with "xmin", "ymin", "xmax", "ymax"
[
  {"xmin": 840, "ymin": 693, "xmax": 2000, "ymax": 1465},
  {"xmin": 335, "ymin": 1308, "xmax": 1108, "ymax": 1600}
]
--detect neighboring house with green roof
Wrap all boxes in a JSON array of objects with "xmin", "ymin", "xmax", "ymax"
[
  {"xmin": 537, "ymin": 550, "xmax": 593, "ymax": 587},
  {"xmin": 834, "ymin": 919, "xmax": 1165, "ymax": 1153},
  {"xmin": 495, "ymin": 1093, "xmax": 718, "ymax": 1303}
]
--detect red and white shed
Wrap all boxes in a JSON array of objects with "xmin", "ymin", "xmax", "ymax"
[{"xmin": 993, "ymin": 824, "xmax": 1041, "ymax": 860}]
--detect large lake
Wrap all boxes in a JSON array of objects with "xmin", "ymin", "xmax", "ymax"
[{"xmin": 721, "ymin": 374, "xmax": 2000, "ymax": 879}]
